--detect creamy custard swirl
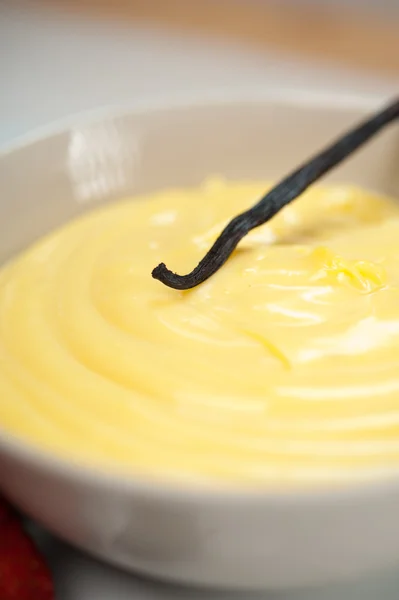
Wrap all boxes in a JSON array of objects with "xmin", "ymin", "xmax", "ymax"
[{"xmin": 1, "ymin": 180, "xmax": 399, "ymax": 487}]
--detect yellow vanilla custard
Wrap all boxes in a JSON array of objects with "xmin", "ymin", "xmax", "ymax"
[{"xmin": 2, "ymin": 179, "xmax": 399, "ymax": 486}]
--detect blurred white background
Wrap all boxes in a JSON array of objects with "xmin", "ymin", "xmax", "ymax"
[{"xmin": 1, "ymin": 1, "xmax": 398, "ymax": 145}]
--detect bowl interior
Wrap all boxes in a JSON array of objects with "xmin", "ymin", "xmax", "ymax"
[{"xmin": 1, "ymin": 94, "xmax": 399, "ymax": 267}]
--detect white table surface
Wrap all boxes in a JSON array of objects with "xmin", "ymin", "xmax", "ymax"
[{"xmin": 2, "ymin": 2, "xmax": 399, "ymax": 598}]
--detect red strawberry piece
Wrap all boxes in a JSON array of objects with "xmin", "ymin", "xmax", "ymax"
[{"xmin": 0, "ymin": 496, "xmax": 54, "ymax": 600}]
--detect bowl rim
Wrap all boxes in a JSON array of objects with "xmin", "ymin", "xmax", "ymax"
[
  {"xmin": 1, "ymin": 85, "xmax": 399, "ymax": 504},
  {"xmin": 0, "ymin": 84, "xmax": 391, "ymax": 156}
]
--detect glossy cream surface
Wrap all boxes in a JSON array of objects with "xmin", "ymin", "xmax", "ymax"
[{"xmin": 1, "ymin": 180, "xmax": 399, "ymax": 486}]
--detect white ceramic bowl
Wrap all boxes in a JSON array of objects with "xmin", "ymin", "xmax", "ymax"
[{"xmin": 1, "ymin": 90, "xmax": 399, "ymax": 591}]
